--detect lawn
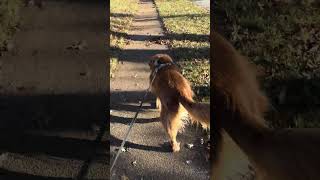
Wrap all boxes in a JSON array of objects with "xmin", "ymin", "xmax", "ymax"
[
  {"xmin": 0, "ymin": 0, "xmax": 21, "ymax": 52},
  {"xmin": 110, "ymin": 0, "xmax": 139, "ymax": 78},
  {"xmin": 155, "ymin": 0, "xmax": 210, "ymax": 102},
  {"xmin": 215, "ymin": 0, "xmax": 320, "ymax": 128}
]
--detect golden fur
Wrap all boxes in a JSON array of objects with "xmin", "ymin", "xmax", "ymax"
[
  {"xmin": 148, "ymin": 54, "xmax": 210, "ymax": 152},
  {"xmin": 212, "ymin": 31, "xmax": 320, "ymax": 180}
]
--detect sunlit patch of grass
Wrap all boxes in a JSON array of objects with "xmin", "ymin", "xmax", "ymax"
[
  {"xmin": 0, "ymin": 0, "xmax": 21, "ymax": 51},
  {"xmin": 155, "ymin": 0, "xmax": 210, "ymax": 101},
  {"xmin": 110, "ymin": 57, "xmax": 118, "ymax": 78},
  {"xmin": 110, "ymin": 0, "xmax": 138, "ymax": 77},
  {"xmin": 180, "ymin": 60, "xmax": 210, "ymax": 102}
]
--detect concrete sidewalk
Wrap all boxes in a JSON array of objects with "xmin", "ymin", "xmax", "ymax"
[{"xmin": 110, "ymin": 0, "xmax": 210, "ymax": 179}]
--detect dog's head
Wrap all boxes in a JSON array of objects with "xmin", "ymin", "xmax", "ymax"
[{"xmin": 149, "ymin": 54, "xmax": 174, "ymax": 71}]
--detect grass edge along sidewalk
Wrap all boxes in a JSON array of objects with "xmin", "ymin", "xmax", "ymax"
[{"xmin": 110, "ymin": 0, "xmax": 139, "ymax": 78}]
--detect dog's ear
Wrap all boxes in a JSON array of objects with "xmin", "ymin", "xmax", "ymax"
[
  {"xmin": 158, "ymin": 54, "xmax": 173, "ymax": 64},
  {"xmin": 149, "ymin": 54, "xmax": 174, "ymax": 69},
  {"xmin": 153, "ymin": 54, "xmax": 173, "ymax": 64}
]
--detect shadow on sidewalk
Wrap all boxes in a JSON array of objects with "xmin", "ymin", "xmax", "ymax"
[
  {"xmin": 0, "ymin": 93, "xmax": 109, "ymax": 175},
  {"xmin": 110, "ymin": 47, "xmax": 208, "ymax": 63},
  {"xmin": 0, "ymin": 168, "xmax": 70, "ymax": 180},
  {"xmin": 0, "ymin": 94, "xmax": 107, "ymax": 131},
  {"xmin": 110, "ymin": 90, "xmax": 159, "ymax": 123},
  {"xmin": 110, "ymin": 89, "xmax": 171, "ymax": 153},
  {"xmin": 110, "ymin": 134, "xmax": 171, "ymax": 153},
  {"xmin": 44, "ymin": 0, "xmax": 106, "ymax": 4},
  {"xmin": 111, "ymin": 30, "xmax": 209, "ymax": 43},
  {"xmin": 0, "ymin": 130, "xmax": 109, "ymax": 161}
]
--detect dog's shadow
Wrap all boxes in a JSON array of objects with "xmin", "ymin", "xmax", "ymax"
[
  {"xmin": 110, "ymin": 91, "xmax": 170, "ymax": 153},
  {"xmin": 110, "ymin": 90, "xmax": 161, "ymax": 125},
  {"xmin": 110, "ymin": 134, "xmax": 171, "ymax": 153},
  {"xmin": 110, "ymin": 114, "xmax": 159, "ymax": 125}
]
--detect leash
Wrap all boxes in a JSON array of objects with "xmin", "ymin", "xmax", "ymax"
[{"xmin": 110, "ymin": 62, "xmax": 172, "ymax": 173}]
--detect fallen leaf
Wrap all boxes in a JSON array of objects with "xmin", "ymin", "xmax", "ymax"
[
  {"xmin": 186, "ymin": 143, "xmax": 194, "ymax": 149},
  {"xmin": 132, "ymin": 160, "xmax": 137, "ymax": 166}
]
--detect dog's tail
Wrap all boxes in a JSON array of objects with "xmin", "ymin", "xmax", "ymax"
[{"xmin": 179, "ymin": 95, "xmax": 210, "ymax": 129}]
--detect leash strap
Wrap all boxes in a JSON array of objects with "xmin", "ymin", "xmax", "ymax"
[{"xmin": 110, "ymin": 88, "xmax": 150, "ymax": 173}]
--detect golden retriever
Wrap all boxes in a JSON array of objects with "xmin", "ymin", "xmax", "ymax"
[{"xmin": 148, "ymin": 54, "xmax": 210, "ymax": 152}]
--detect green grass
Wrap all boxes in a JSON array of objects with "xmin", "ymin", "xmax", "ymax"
[
  {"xmin": 0, "ymin": 0, "xmax": 21, "ymax": 51},
  {"xmin": 110, "ymin": 0, "xmax": 139, "ymax": 78},
  {"xmin": 216, "ymin": 0, "xmax": 320, "ymax": 128},
  {"xmin": 155, "ymin": 0, "xmax": 210, "ymax": 102}
]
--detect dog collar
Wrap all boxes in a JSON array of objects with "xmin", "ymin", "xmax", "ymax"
[
  {"xmin": 155, "ymin": 62, "xmax": 172, "ymax": 71},
  {"xmin": 150, "ymin": 62, "xmax": 174, "ymax": 85}
]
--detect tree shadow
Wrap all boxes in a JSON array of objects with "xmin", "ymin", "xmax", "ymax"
[
  {"xmin": 110, "ymin": 90, "xmax": 154, "ymax": 104},
  {"xmin": 0, "ymin": 129, "xmax": 110, "ymax": 178},
  {"xmin": 110, "ymin": 47, "xmax": 208, "ymax": 63},
  {"xmin": 157, "ymin": 13, "xmax": 209, "ymax": 19},
  {"xmin": 110, "ymin": 13, "xmax": 134, "ymax": 18},
  {"xmin": 111, "ymin": 30, "xmax": 209, "ymax": 43},
  {"xmin": 47, "ymin": 0, "xmax": 106, "ymax": 3},
  {"xmin": 110, "ymin": 89, "xmax": 170, "ymax": 153},
  {"xmin": 0, "ymin": 130, "xmax": 109, "ymax": 161},
  {"xmin": 110, "ymin": 90, "xmax": 159, "ymax": 124},
  {"xmin": 0, "ymin": 93, "xmax": 109, "ymax": 177},
  {"xmin": 0, "ymin": 94, "xmax": 107, "ymax": 131},
  {"xmin": 0, "ymin": 168, "xmax": 70, "ymax": 180}
]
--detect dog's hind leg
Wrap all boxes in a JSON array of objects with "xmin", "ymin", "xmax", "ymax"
[
  {"xmin": 162, "ymin": 104, "xmax": 183, "ymax": 152},
  {"xmin": 160, "ymin": 106, "xmax": 169, "ymax": 136},
  {"xmin": 156, "ymin": 97, "xmax": 161, "ymax": 111}
]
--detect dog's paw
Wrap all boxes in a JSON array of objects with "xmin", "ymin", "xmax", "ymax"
[{"xmin": 172, "ymin": 142, "xmax": 181, "ymax": 152}]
